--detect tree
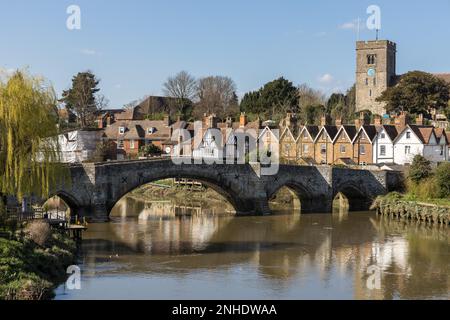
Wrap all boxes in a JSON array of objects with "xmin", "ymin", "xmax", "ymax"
[
  {"xmin": 195, "ymin": 76, "xmax": 239, "ymax": 119},
  {"xmin": 240, "ymin": 77, "xmax": 298, "ymax": 120},
  {"xmin": 60, "ymin": 71, "xmax": 103, "ymax": 128},
  {"xmin": 163, "ymin": 71, "xmax": 196, "ymax": 118},
  {"xmin": 297, "ymin": 83, "xmax": 326, "ymax": 124},
  {"xmin": 326, "ymin": 85, "xmax": 357, "ymax": 124},
  {"xmin": 0, "ymin": 71, "xmax": 66, "ymax": 201},
  {"xmin": 434, "ymin": 162, "xmax": 450, "ymax": 198},
  {"xmin": 408, "ymin": 155, "xmax": 432, "ymax": 184},
  {"xmin": 377, "ymin": 71, "xmax": 450, "ymax": 116}
]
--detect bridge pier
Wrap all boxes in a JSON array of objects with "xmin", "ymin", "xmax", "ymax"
[{"xmin": 76, "ymin": 204, "xmax": 110, "ymax": 223}]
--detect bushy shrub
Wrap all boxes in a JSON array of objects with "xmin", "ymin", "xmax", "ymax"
[
  {"xmin": 434, "ymin": 162, "xmax": 450, "ymax": 198},
  {"xmin": 408, "ymin": 155, "xmax": 432, "ymax": 184}
]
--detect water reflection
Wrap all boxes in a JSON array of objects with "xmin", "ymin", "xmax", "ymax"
[{"xmin": 57, "ymin": 197, "xmax": 449, "ymax": 300}]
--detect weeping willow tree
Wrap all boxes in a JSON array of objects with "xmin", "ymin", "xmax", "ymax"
[{"xmin": 0, "ymin": 70, "xmax": 68, "ymax": 203}]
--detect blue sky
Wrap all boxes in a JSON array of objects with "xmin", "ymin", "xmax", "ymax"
[{"xmin": 1, "ymin": 0, "xmax": 449, "ymax": 108}]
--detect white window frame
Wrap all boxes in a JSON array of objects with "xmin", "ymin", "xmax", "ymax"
[
  {"xmin": 380, "ymin": 145, "xmax": 386, "ymax": 156},
  {"xmin": 119, "ymin": 127, "xmax": 125, "ymax": 135}
]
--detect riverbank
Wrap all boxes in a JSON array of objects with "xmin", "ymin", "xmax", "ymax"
[
  {"xmin": 0, "ymin": 221, "xmax": 76, "ymax": 300},
  {"xmin": 371, "ymin": 193, "xmax": 450, "ymax": 226}
]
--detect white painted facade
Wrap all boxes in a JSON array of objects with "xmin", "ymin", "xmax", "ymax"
[
  {"xmin": 192, "ymin": 129, "xmax": 222, "ymax": 159},
  {"xmin": 373, "ymin": 127, "xmax": 395, "ymax": 164},
  {"xmin": 393, "ymin": 127, "xmax": 424, "ymax": 165}
]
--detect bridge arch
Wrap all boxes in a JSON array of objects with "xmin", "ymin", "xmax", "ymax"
[
  {"xmin": 333, "ymin": 182, "xmax": 372, "ymax": 212},
  {"xmin": 40, "ymin": 191, "xmax": 82, "ymax": 216},
  {"xmin": 108, "ymin": 173, "xmax": 245, "ymax": 217},
  {"xmin": 268, "ymin": 181, "xmax": 316, "ymax": 214}
]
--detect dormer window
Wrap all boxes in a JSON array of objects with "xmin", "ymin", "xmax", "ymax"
[
  {"xmin": 148, "ymin": 127, "xmax": 156, "ymax": 134},
  {"xmin": 406, "ymin": 132, "xmax": 411, "ymax": 139},
  {"xmin": 119, "ymin": 127, "xmax": 125, "ymax": 134}
]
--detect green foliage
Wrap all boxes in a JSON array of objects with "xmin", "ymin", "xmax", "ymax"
[
  {"xmin": 377, "ymin": 71, "xmax": 450, "ymax": 116},
  {"xmin": 240, "ymin": 77, "xmax": 298, "ymax": 118},
  {"xmin": 0, "ymin": 231, "xmax": 76, "ymax": 300},
  {"xmin": 144, "ymin": 112, "xmax": 168, "ymax": 121},
  {"xmin": 408, "ymin": 155, "xmax": 432, "ymax": 184},
  {"xmin": 0, "ymin": 71, "xmax": 67, "ymax": 200},
  {"xmin": 303, "ymin": 104, "xmax": 326, "ymax": 125},
  {"xmin": 60, "ymin": 71, "xmax": 101, "ymax": 128},
  {"xmin": 139, "ymin": 144, "xmax": 162, "ymax": 157},
  {"xmin": 434, "ymin": 162, "xmax": 450, "ymax": 198}
]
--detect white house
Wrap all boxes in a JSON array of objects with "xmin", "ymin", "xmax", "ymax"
[
  {"xmin": 393, "ymin": 125, "xmax": 446, "ymax": 165},
  {"xmin": 192, "ymin": 128, "xmax": 223, "ymax": 160},
  {"xmin": 56, "ymin": 129, "xmax": 103, "ymax": 163},
  {"xmin": 373, "ymin": 125, "xmax": 400, "ymax": 164}
]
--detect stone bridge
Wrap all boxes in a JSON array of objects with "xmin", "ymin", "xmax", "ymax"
[{"xmin": 48, "ymin": 159, "xmax": 402, "ymax": 221}]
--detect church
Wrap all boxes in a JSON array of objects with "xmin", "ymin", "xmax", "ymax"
[{"xmin": 355, "ymin": 39, "xmax": 450, "ymax": 117}]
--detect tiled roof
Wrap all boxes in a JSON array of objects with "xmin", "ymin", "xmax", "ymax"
[
  {"xmin": 433, "ymin": 73, "xmax": 450, "ymax": 83},
  {"xmin": 104, "ymin": 120, "xmax": 171, "ymax": 140},
  {"xmin": 341, "ymin": 125, "xmax": 358, "ymax": 140},
  {"xmin": 323, "ymin": 125, "xmax": 339, "ymax": 140},
  {"xmin": 409, "ymin": 125, "xmax": 434, "ymax": 144},
  {"xmin": 305, "ymin": 126, "xmax": 320, "ymax": 139},
  {"xmin": 362, "ymin": 125, "xmax": 378, "ymax": 141},
  {"xmin": 382, "ymin": 125, "xmax": 401, "ymax": 141}
]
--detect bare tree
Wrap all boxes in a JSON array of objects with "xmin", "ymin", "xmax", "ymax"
[
  {"xmin": 196, "ymin": 76, "xmax": 238, "ymax": 119},
  {"xmin": 163, "ymin": 71, "xmax": 197, "ymax": 115}
]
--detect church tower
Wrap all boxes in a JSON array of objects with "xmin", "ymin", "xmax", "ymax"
[{"xmin": 355, "ymin": 40, "xmax": 397, "ymax": 116}]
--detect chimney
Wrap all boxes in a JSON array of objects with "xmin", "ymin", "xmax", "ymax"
[
  {"xmin": 416, "ymin": 114, "xmax": 424, "ymax": 126},
  {"xmin": 360, "ymin": 112, "xmax": 370, "ymax": 126},
  {"xmin": 395, "ymin": 112, "xmax": 408, "ymax": 129},
  {"xmin": 335, "ymin": 117, "xmax": 342, "ymax": 127},
  {"xmin": 374, "ymin": 115, "xmax": 382, "ymax": 127},
  {"xmin": 240, "ymin": 112, "xmax": 248, "ymax": 128},
  {"xmin": 226, "ymin": 117, "xmax": 233, "ymax": 128},
  {"xmin": 163, "ymin": 115, "xmax": 170, "ymax": 126},
  {"xmin": 97, "ymin": 115, "xmax": 104, "ymax": 129},
  {"xmin": 320, "ymin": 115, "xmax": 329, "ymax": 127}
]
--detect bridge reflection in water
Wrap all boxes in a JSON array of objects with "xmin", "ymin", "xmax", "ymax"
[{"xmin": 57, "ymin": 196, "xmax": 449, "ymax": 300}]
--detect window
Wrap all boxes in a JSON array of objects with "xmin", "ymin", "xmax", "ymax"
[
  {"xmin": 303, "ymin": 131, "xmax": 308, "ymax": 138},
  {"xmin": 130, "ymin": 140, "xmax": 135, "ymax": 149},
  {"xmin": 405, "ymin": 146, "xmax": 411, "ymax": 154},
  {"xmin": 321, "ymin": 144, "xmax": 326, "ymax": 154},
  {"xmin": 119, "ymin": 127, "xmax": 125, "ymax": 134},
  {"xmin": 367, "ymin": 54, "xmax": 377, "ymax": 64},
  {"xmin": 406, "ymin": 132, "xmax": 411, "ymax": 139},
  {"xmin": 360, "ymin": 145, "xmax": 366, "ymax": 155},
  {"xmin": 440, "ymin": 146, "xmax": 444, "ymax": 156},
  {"xmin": 303, "ymin": 144, "xmax": 309, "ymax": 154},
  {"xmin": 148, "ymin": 127, "xmax": 156, "ymax": 134},
  {"xmin": 380, "ymin": 133, "xmax": 386, "ymax": 139},
  {"xmin": 380, "ymin": 145, "xmax": 386, "ymax": 156},
  {"xmin": 373, "ymin": 78, "xmax": 377, "ymax": 86},
  {"xmin": 117, "ymin": 140, "xmax": 124, "ymax": 149},
  {"xmin": 359, "ymin": 162, "xmax": 367, "ymax": 166},
  {"xmin": 365, "ymin": 78, "xmax": 369, "ymax": 86},
  {"xmin": 340, "ymin": 145, "xmax": 346, "ymax": 153},
  {"xmin": 369, "ymin": 89, "xmax": 372, "ymax": 97}
]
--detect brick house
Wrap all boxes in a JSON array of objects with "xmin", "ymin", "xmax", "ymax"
[
  {"xmin": 296, "ymin": 125, "xmax": 319, "ymax": 163},
  {"xmin": 103, "ymin": 118, "xmax": 171, "ymax": 160},
  {"xmin": 333, "ymin": 124, "xmax": 357, "ymax": 164},
  {"xmin": 314, "ymin": 123, "xmax": 339, "ymax": 165}
]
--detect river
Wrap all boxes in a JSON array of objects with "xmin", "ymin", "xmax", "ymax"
[{"xmin": 55, "ymin": 196, "xmax": 449, "ymax": 300}]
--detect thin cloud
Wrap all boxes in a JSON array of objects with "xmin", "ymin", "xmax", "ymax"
[
  {"xmin": 81, "ymin": 49, "xmax": 101, "ymax": 56},
  {"xmin": 318, "ymin": 73, "xmax": 334, "ymax": 84},
  {"xmin": 339, "ymin": 19, "xmax": 365, "ymax": 31}
]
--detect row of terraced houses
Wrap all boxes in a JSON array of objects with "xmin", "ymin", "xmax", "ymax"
[{"xmin": 57, "ymin": 96, "xmax": 450, "ymax": 166}]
